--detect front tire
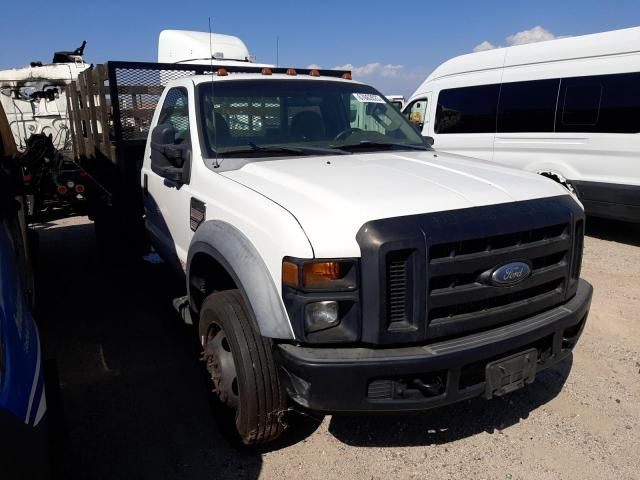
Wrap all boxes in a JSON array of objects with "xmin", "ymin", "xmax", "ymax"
[{"xmin": 199, "ymin": 289, "xmax": 287, "ymax": 446}]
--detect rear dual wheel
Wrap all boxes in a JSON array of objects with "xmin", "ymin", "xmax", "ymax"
[{"xmin": 199, "ymin": 289, "xmax": 287, "ymax": 446}]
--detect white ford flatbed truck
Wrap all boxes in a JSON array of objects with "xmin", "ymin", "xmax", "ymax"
[{"xmin": 68, "ymin": 63, "xmax": 592, "ymax": 446}]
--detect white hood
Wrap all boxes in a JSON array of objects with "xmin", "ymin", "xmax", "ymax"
[{"xmin": 221, "ymin": 151, "xmax": 573, "ymax": 257}]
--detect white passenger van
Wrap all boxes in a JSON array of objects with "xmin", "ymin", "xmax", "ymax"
[{"xmin": 404, "ymin": 26, "xmax": 640, "ymax": 223}]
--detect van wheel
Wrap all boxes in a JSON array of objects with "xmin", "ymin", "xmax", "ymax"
[{"xmin": 199, "ymin": 289, "xmax": 287, "ymax": 445}]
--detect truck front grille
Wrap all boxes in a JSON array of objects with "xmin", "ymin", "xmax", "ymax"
[
  {"xmin": 356, "ymin": 196, "xmax": 584, "ymax": 345},
  {"xmin": 426, "ymin": 223, "xmax": 570, "ymax": 340}
]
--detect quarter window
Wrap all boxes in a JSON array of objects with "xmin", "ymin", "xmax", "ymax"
[{"xmin": 435, "ymin": 85, "xmax": 499, "ymax": 134}]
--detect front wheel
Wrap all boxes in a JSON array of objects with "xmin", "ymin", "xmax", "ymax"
[{"xmin": 199, "ymin": 289, "xmax": 287, "ymax": 445}]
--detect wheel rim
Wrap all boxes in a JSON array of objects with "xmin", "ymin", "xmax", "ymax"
[{"xmin": 204, "ymin": 323, "xmax": 239, "ymax": 409}]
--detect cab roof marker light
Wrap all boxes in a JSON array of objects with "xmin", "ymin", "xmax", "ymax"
[
  {"xmin": 310, "ymin": 69, "xmax": 321, "ymax": 77},
  {"xmin": 286, "ymin": 68, "xmax": 297, "ymax": 76},
  {"xmin": 217, "ymin": 68, "xmax": 228, "ymax": 76},
  {"xmin": 341, "ymin": 72, "xmax": 352, "ymax": 80},
  {"xmin": 261, "ymin": 67, "xmax": 273, "ymax": 75}
]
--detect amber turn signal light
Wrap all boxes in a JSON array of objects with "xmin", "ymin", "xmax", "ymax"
[
  {"xmin": 282, "ymin": 261, "xmax": 299, "ymax": 287},
  {"xmin": 283, "ymin": 259, "xmax": 356, "ymax": 290},
  {"xmin": 302, "ymin": 261, "xmax": 346, "ymax": 288}
]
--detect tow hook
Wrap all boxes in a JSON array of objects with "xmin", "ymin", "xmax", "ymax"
[{"xmin": 412, "ymin": 378, "xmax": 444, "ymax": 397}]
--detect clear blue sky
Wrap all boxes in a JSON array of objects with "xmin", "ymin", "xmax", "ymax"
[{"xmin": 1, "ymin": 0, "xmax": 639, "ymax": 96}]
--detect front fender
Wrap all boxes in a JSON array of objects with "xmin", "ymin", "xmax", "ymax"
[{"xmin": 187, "ymin": 220, "xmax": 294, "ymax": 340}]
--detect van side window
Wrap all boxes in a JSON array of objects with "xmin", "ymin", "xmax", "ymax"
[
  {"xmin": 497, "ymin": 79, "xmax": 560, "ymax": 133},
  {"xmin": 403, "ymin": 99, "xmax": 428, "ymax": 130},
  {"xmin": 158, "ymin": 88, "xmax": 190, "ymax": 144},
  {"xmin": 435, "ymin": 85, "xmax": 499, "ymax": 134},
  {"xmin": 561, "ymin": 83, "xmax": 602, "ymax": 127},
  {"xmin": 557, "ymin": 73, "xmax": 640, "ymax": 133}
]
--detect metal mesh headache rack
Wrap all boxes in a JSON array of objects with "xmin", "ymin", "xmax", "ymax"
[{"xmin": 65, "ymin": 61, "xmax": 351, "ymax": 161}]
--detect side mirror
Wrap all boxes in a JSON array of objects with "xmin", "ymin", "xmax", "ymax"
[
  {"xmin": 406, "ymin": 121, "xmax": 424, "ymax": 137},
  {"xmin": 151, "ymin": 123, "xmax": 175, "ymax": 145},
  {"xmin": 150, "ymin": 123, "xmax": 186, "ymax": 182},
  {"xmin": 423, "ymin": 135, "xmax": 435, "ymax": 147}
]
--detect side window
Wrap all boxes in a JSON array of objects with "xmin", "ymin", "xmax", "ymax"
[
  {"xmin": 497, "ymin": 79, "xmax": 560, "ymax": 133},
  {"xmin": 435, "ymin": 84, "xmax": 499, "ymax": 134},
  {"xmin": 403, "ymin": 99, "xmax": 428, "ymax": 130},
  {"xmin": 158, "ymin": 88, "xmax": 190, "ymax": 144},
  {"xmin": 561, "ymin": 82, "xmax": 602, "ymax": 127},
  {"xmin": 557, "ymin": 72, "xmax": 640, "ymax": 133}
]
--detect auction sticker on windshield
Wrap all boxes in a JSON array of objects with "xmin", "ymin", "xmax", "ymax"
[{"xmin": 352, "ymin": 93, "xmax": 385, "ymax": 103}]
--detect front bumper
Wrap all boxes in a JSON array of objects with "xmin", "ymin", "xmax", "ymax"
[{"xmin": 277, "ymin": 279, "xmax": 592, "ymax": 413}]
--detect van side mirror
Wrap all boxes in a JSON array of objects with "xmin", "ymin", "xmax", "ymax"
[
  {"xmin": 423, "ymin": 135, "xmax": 435, "ymax": 147},
  {"xmin": 150, "ymin": 123, "xmax": 188, "ymax": 182}
]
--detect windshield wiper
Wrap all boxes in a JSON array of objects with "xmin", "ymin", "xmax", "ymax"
[
  {"xmin": 222, "ymin": 143, "xmax": 351, "ymax": 157},
  {"xmin": 331, "ymin": 140, "xmax": 430, "ymax": 152}
]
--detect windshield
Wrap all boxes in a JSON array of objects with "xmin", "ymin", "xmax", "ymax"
[{"xmin": 198, "ymin": 80, "xmax": 427, "ymax": 158}]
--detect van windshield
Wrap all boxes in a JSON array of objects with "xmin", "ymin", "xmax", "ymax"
[{"xmin": 198, "ymin": 80, "xmax": 427, "ymax": 158}]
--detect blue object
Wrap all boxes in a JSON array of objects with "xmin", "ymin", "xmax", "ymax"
[{"xmin": 0, "ymin": 219, "xmax": 45, "ymax": 427}]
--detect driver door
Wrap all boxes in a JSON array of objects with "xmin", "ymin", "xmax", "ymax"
[{"xmin": 142, "ymin": 87, "xmax": 194, "ymax": 272}]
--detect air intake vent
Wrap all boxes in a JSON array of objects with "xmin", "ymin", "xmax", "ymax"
[
  {"xmin": 571, "ymin": 220, "xmax": 584, "ymax": 279},
  {"xmin": 386, "ymin": 250, "xmax": 413, "ymax": 330},
  {"xmin": 190, "ymin": 197, "xmax": 206, "ymax": 231}
]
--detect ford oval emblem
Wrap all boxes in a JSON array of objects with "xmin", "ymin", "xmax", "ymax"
[{"xmin": 490, "ymin": 261, "xmax": 531, "ymax": 286}]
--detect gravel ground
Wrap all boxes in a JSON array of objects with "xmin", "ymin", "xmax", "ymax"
[{"xmin": 37, "ymin": 216, "xmax": 639, "ymax": 480}]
